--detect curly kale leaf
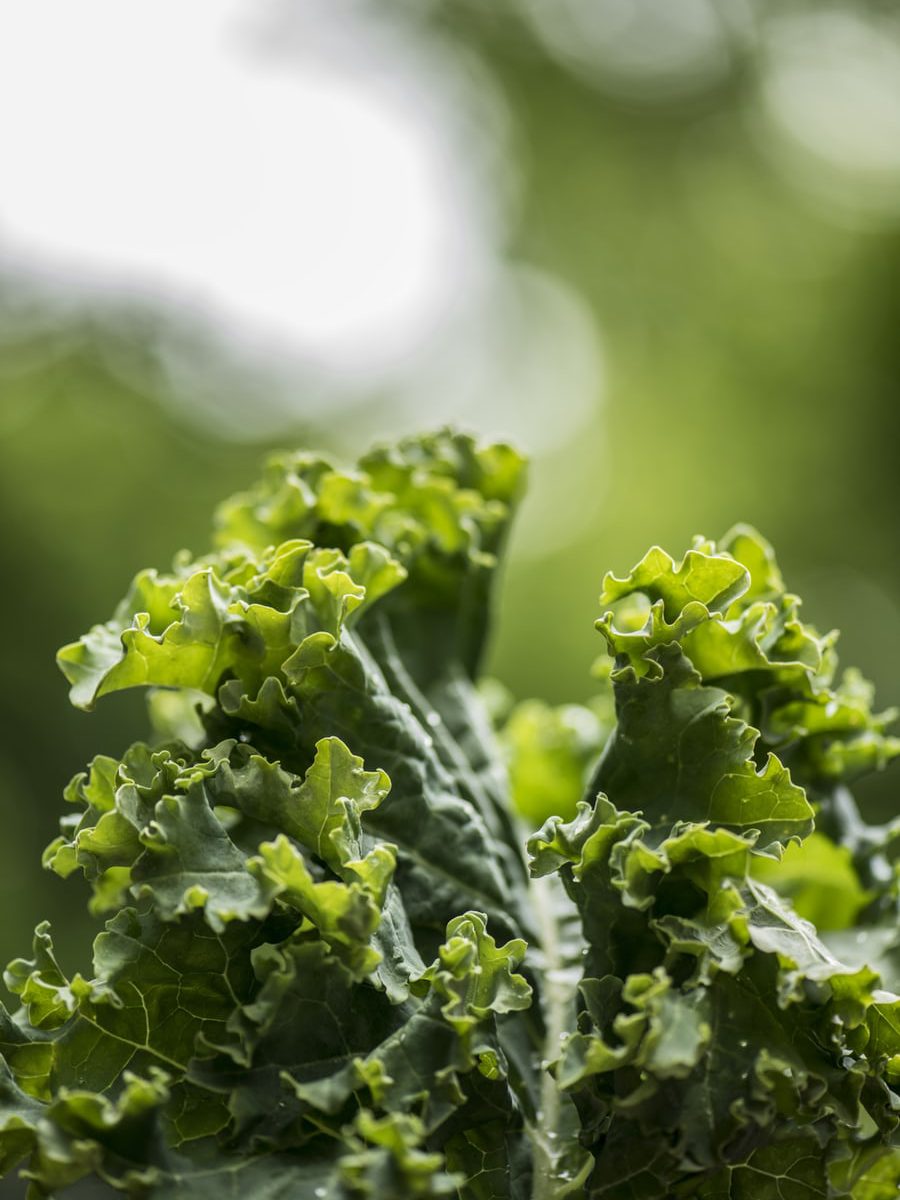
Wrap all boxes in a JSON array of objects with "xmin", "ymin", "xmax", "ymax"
[
  {"xmin": 528, "ymin": 526, "xmax": 900, "ymax": 1198},
  {"xmin": 4, "ymin": 444, "xmax": 900, "ymax": 1200}
]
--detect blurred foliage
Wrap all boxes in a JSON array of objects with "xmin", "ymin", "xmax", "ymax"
[{"xmin": 1, "ymin": 0, "xmax": 899, "ymax": 992}]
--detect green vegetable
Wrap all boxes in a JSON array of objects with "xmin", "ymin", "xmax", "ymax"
[{"xmin": 2, "ymin": 431, "xmax": 900, "ymax": 1197}]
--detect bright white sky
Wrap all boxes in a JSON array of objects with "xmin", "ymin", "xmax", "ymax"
[
  {"xmin": 2, "ymin": 0, "xmax": 898, "ymax": 379},
  {"xmin": 0, "ymin": 0, "xmax": 483, "ymax": 375},
  {"xmin": 0, "ymin": 0, "xmax": 604, "ymax": 506}
]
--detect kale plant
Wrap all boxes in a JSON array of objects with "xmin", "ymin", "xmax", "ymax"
[{"xmin": 2, "ymin": 430, "xmax": 900, "ymax": 1198}]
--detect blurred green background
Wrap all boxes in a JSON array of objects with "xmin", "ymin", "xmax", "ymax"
[{"xmin": 2, "ymin": 0, "xmax": 900, "ymax": 977}]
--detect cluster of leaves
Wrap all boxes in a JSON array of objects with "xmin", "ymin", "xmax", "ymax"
[
  {"xmin": 1, "ymin": 431, "xmax": 899, "ymax": 1198},
  {"xmin": 530, "ymin": 530, "xmax": 900, "ymax": 1196}
]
